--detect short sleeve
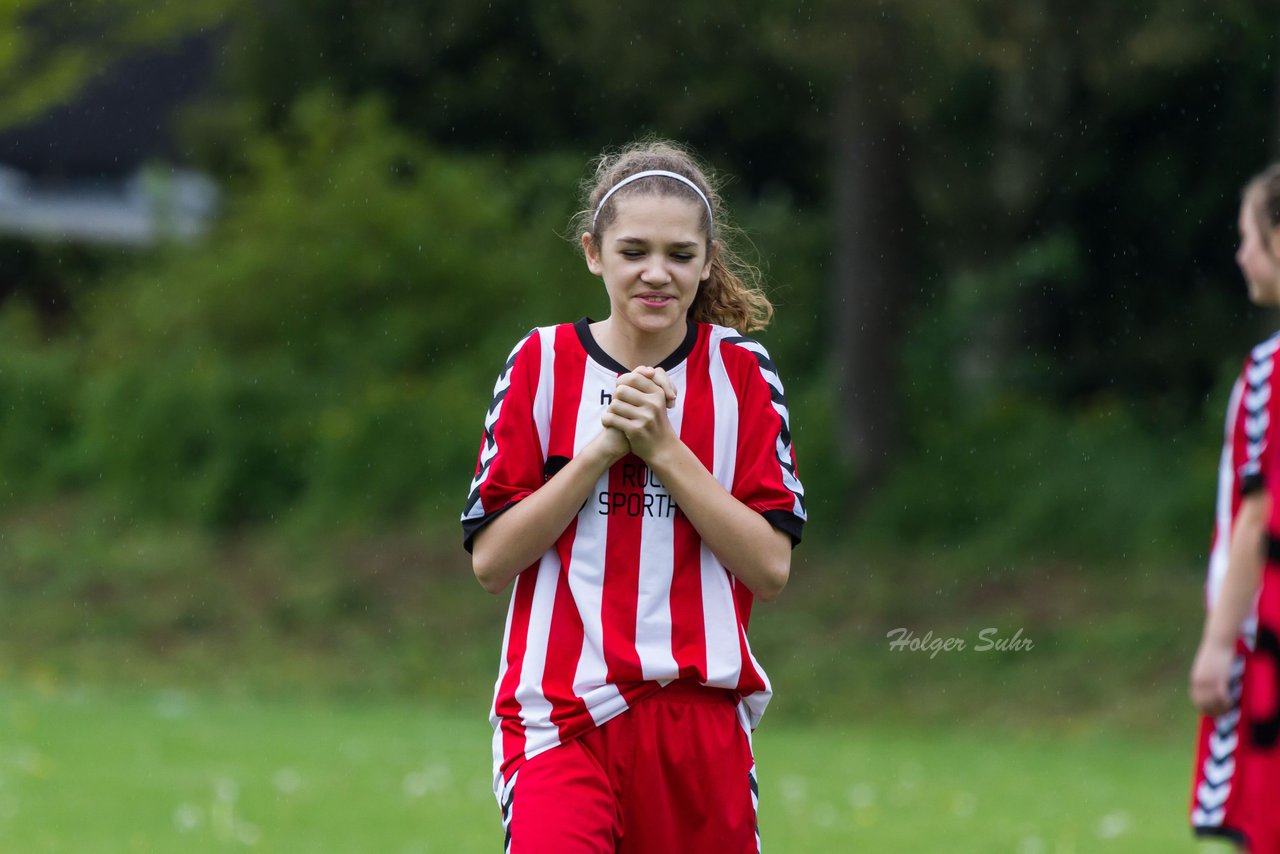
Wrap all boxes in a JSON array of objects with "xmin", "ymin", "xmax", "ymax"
[
  {"xmin": 1239, "ymin": 338, "xmax": 1280, "ymax": 496},
  {"xmin": 724, "ymin": 336, "xmax": 807, "ymax": 546},
  {"xmin": 461, "ymin": 329, "xmax": 544, "ymax": 553}
]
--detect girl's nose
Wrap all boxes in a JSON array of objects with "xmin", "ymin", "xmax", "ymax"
[{"xmin": 642, "ymin": 258, "xmax": 671, "ymax": 284}]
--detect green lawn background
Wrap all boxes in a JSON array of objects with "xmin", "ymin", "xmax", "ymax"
[
  {"xmin": 0, "ymin": 684, "xmax": 1234, "ymax": 853},
  {"xmin": 0, "ymin": 511, "xmax": 1231, "ymax": 852}
]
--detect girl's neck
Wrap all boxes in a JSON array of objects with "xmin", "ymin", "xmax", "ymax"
[{"xmin": 591, "ymin": 317, "xmax": 689, "ymax": 370}]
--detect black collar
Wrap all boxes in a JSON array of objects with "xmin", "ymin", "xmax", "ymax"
[{"xmin": 573, "ymin": 317, "xmax": 698, "ymax": 373}]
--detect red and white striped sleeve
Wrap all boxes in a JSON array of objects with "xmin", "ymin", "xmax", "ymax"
[
  {"xmin": 722, "ymin": 335, "xmax": 807, "ymax": 545},
  {"xmin": 461, "ymin": 329, "xmax": 545, "ymax": 553}
]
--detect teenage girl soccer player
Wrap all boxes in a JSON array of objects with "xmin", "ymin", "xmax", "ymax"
[
  {"xmin": 1189, "ymin": 164, "xmax": 1280, "ymax": 852},
  {"xmin": 461, "ymin": 140, "xmax": 806, "ymax": 852}
]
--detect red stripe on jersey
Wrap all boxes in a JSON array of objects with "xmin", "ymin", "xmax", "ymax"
[
  {"xmin": 734, "ymin": 582, "xmax": 755, "ymax": 633},
  {"xmin": 673, "ymin": 329, "xmax": 711, "ymax": 680},
  {"xmin": 495, "ymin": 569, "xmax": 539, "ymax": 775},
  {"xmin": 488, "ymin": 330, "xmax": 542, "ymax": 495},
  {"xmin": 543, "ymin": 330, "xmax": 590, "ymax": 737},
  {"xmin": 603, "ymin": 452, "xmax": 645, "ymax": 683},
  {"xmin": 549, "ymin": 325, "xmax": 585, "ymax": 460},
  {"xmin": 545, "ymin": 522, "xmax": 590, "ymax": 736},
  {"xmin": 1230, "ymin": 373, "xmax": 1250, "ymax": 517}
]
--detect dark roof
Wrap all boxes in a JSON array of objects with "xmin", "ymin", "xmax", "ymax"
[{"xmin": 0, "ymin": 31, "xmax": 220, "ymax": 179}]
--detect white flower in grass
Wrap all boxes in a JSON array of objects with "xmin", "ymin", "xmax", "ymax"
[
  {"xmin": 211, "ymin": 777, "xmax": 240, "ymax": 842},
  {"xmin": 1018, "ymin": 835, "xmax": 1045, "ymax": 854},
  {"xmin": 779, "ymin": 774, "xmax": 807, "ymax": 806},
  {"xmin": 951, "ymin": 791, "xmax": 977, "ymax": 818},
  {"xmin": 847, "ymin": 783, "xmax": 876, "ymax": 810},
  {"xmin": 1096, "ymin": 811, "xmax": 1129, "ymax": 839},
  {"xmin": 214, "ymin": 776, "xmax": 239, "ymax": 803},
  {"xmin": 402, "ymin": 764, "xmax": 451, "ymax": 799},
  {"xmin": 173, "ymin": 803, "xmax": 201, "ymax": 832},
  {"xmin": 154, "ymin": 691, "xmax": 190, "ymax": 720},
  {"xmin": 272, "ymin": 768, "xmax": 302, "ymax": 795},
  {"xmin": 12, "ymin": 746, "xmax": 50, "ymax": 778},
  {"xmin": 811, "ymin": 803, "xmax": 837, "ymax": 827},
  {"xmin": 236, "ymin": 821, "xmax": 262, "ymax": 846}
]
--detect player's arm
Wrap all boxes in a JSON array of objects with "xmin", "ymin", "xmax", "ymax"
[
  {"xmin": 1190, "ymin": 491, "xmax": 1270, "ymax": 716},
  {"xmin": 605, "ymin": 370, "xmax": 791, "ymax": 600},
  {"xmin": 471, "ymin": 428, "xmax": 629, "ymax": 594}
]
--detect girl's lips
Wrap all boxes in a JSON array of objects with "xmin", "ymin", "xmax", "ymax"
[{"xmin": 636, "ymin": 293, "xmax": 674, "ymax": 306}]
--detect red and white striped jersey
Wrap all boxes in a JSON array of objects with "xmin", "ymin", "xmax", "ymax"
[
  {"xmin": 462, "ymin": 318, "xmax": 806, "ymax": 794},
  {"xmin": 1205, "ymin": 333, "xmax": 1280, "ymax": 626}
]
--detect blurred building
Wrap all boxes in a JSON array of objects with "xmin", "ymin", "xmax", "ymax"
[{"xmin": 0, "ymin": 32, "xmax": 221, "ymax": 246}]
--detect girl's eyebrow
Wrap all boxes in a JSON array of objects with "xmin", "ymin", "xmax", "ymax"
[{"xmin": 615, "ymin": 236, "xmax": 700, "ymax": 249}]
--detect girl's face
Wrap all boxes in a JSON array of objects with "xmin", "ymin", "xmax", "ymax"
[
  {"xmin": 583, "ymin": 194, "xmax": 713, "ymax": 341},
  {"xmin": 1236, "ymin": 195, "xmax": 1280, "ymax": 306}
]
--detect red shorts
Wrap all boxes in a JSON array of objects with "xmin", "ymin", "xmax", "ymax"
[
  {"xmin": 1189, "ymin": 639, "xmax": 1252, "ymax": 845},
  {"xmin": 499, "ymin": 681, "xmax": 759, "ymax": 853}
]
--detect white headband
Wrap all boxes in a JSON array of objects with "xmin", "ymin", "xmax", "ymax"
[{"xmin": 591, "ymin": 169, "xmax": 713, "ymax": 229}]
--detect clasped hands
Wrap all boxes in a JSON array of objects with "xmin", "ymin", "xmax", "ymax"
[{"xmin": 599, "ymin": 366, "xmax": 677, "ymax": 462}]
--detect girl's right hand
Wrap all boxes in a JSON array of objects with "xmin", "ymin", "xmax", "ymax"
[
  {"xmin": 1190, "ymin": 639, "xmax": 1235, "ymax": 717},
  {"xmin": 593, "ymin": 424, "xmax": 631, "ymax": 464}
]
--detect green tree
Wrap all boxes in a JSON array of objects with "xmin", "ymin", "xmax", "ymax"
[{"xmin": 0, "ymin": 0, "xmax": 235, "ymax": 129}]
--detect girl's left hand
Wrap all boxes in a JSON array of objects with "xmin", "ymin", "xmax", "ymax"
[{"xmin": 602, "ymin": 368, "xmax": 676, "ymax": 462}]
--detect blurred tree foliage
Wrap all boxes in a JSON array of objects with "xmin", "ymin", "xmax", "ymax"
[
  {"xmin": 2, "ymin": 1, "xmax": 1277, "ymax": 559},
  {"xmin": 214, "ymin": 0, "xmax": 1277, "ymax": 450},
  {"xmin": 0, "ymin": 0, "xmax": 235, "ymax": 128},
  {"xmin": 2, "ymin": 96, "xmax": 597, "ymax": 525}
]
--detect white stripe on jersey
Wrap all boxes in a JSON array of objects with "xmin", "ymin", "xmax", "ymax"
[
  {"xmin": 636, "ymin": 368, "xmax": 685, "ymax": 681},
  {"xmin": 708, "ymin": 328, "xmax": 740, "ymax": 490},
  {"xmin": 533, "ymin": 327, "xmax": 556, "ymax": 462},
  {"xmin": 701, "ymin": 540, "xmax": 742, "ymax": 684},
  {"xmin": 704, "ymin": 333, "xmax": 744, "ymax": 683},
  {"xmin": 570, "ymin": 359, "xmax": 620, "ymax": 721}
]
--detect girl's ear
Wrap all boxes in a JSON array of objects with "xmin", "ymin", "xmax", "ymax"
[
  {"xmin": 700, "ymin": 239, "xmax": 717, "ymax": 282},
  {"xmin": 582, "ymin": 232, "xmax": 604, "ymax": 275},
  {"xmin": 1268, "ymin": 225, "xmax": 1280, "ymax": 259}
]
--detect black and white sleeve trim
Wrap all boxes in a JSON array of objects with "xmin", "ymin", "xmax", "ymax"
[
  {"xmin": 724, "ymin": 334, "xmax": 807, "ymax": 522},
  {"xmin": 461, "ymin": 330, "xmax": 535, "ymax": 538},
  {"xmin": 1240, "ymin": 333, "xmax": 1280, "ymax": 495}
]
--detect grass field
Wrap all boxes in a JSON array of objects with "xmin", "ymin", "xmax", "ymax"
[{"xmin": 0, "ymin": 683, "xmax": 1232, "ymax": 853}]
